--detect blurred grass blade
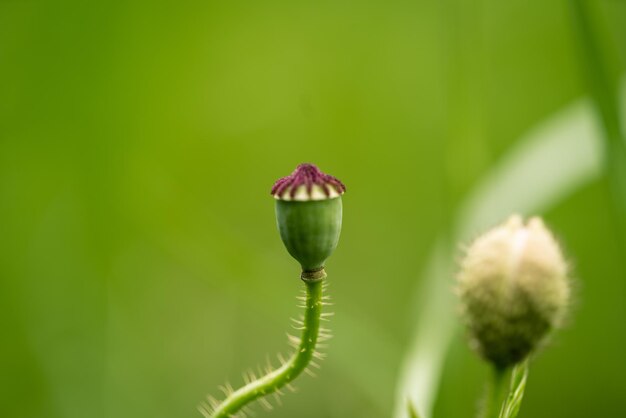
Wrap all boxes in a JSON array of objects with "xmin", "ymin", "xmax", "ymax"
[
  {"xmin": 408, "ymin": 400, "xmax": 422, "ymax": 418},
  {"xmin": 569, "ymin": 0, "xmax": 626, "ymax": 252},
  {"xmin": 498, "ymin": 361, "xmax": 529, "ymax": 418},
  {"xmin": 392, "ymin": 82, "xmax": 617, "ymax": 418}
]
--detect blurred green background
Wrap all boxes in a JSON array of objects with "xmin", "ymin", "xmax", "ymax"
[{"xmin": 1, "ymin": 1, "xmax": 625, "ymax": 418}]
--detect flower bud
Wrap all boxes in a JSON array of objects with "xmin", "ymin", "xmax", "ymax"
[
  {"xmin": 457, "ymin": 215, "xmax": 570, "ymax": 369},
  {"xmin": 271, "ymin": 163, "xmax": 345, "ymax": 273}
]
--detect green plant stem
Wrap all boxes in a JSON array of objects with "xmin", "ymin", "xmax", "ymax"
[
  {"xmin": 480, "ymin": 367, "xmax": 507, "ymax": 418},
  {"xmin": 499, "ymin": 360, "xmax": 529, "ymax": 418},
  {"xmin": 207, "ymin": 278, "xmax": 323, "ymax": 418}
]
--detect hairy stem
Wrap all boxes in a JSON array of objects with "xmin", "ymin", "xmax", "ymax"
[
  {"xmin": 480, "ymin": 367, "xmax": 506, "ymax": 418},
  {"xmin": 204, "ymin": 277, "xmax": 324, "ymax": 418}
]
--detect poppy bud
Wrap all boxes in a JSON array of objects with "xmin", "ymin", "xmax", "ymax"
[
  {"xmin": 271, "ymin": 163, "xmax": 345, "ymax": 275},
  {"xmin": 457, "ymin": 215, "xmax": 570, "ymax": 369}
]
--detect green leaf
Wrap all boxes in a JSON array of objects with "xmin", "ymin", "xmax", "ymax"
[
  {"xmin": 407, "ymin": 400, "xmax": 422, "ymax": 418},
  {"xmin": 569, "ymin": 0, "xmax": 626, "ymax": 253},
  {"xmin": 499, "ymin": 361, "xmax": 529, "ymax": 418}
]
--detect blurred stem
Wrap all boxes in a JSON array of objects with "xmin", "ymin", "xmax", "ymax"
[
  {"xmin": 480, "ymin": 367, "xmax": 506, "ymax": 418},
  {"xmin": 499, "ymin": 360, "xmax": 529, "ymax": 418},
  {"xmin": 205, "ymin": 278, "xmax": 323, "ymax": 418},
  {"xmin": 569, "ymin": 0, "xmax": 626, "ymax": 247}
]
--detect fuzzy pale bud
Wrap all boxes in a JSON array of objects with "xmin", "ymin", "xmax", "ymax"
[
  {"xmin": 457, "ymin": 215, "xmax": 570, "ymax": 369},
  {"xmin": 271, "ymin": 163, "xmax": 345, "ymax": 274}
]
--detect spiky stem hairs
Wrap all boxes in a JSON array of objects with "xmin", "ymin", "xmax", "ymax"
[{"xmin": 200, "ymin": 164, "xmax": 345, "ymax": 417}]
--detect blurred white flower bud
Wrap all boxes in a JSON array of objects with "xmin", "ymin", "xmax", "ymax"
[{"xmin": 457, "ymin": 215, "xmax": 570, "ymax": 369}]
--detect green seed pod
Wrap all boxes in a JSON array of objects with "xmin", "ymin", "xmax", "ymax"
[
  {"xmin": 271, "ymin": 163, "xmax": 345, "ymax": 273},
  {"xmin": 457, "ymin": 215, "xmax": 570, "ymax": 369},
  {"xmin": 203, "ymin": 164, "xmax": 341, "ymax": 418}
]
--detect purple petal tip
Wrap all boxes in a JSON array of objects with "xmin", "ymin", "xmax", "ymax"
[{"xmin": 271, "ymin": 163, "xmax": 346, "ymax": 201}]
